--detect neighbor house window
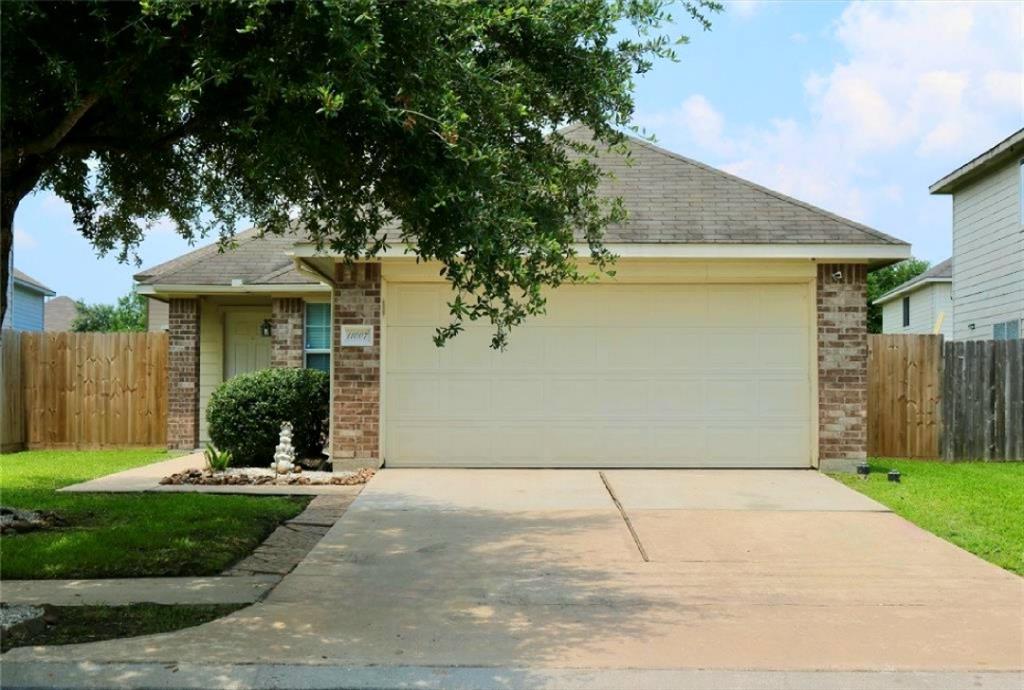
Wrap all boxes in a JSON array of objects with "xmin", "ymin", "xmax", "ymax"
[
  {"xmin": 304, "ymin": 303, "xmax": 331, "ymax": 372},
  {"xmin": 993, "ymin": 319, "xmax": 1020, "ymax": 341},
  {"xmin": 902, "ymin": 296, "xmax": 910, "ymax": 327}
]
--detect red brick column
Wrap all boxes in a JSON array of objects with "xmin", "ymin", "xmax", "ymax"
[
  {"xmin": 331, "ymin": 263, "xmax": 381, "ymax": 469},
  {"xmin": 817, "ymin": 263, "xmax": 868, "ymax": 471},
  {"xmin": 271, "ymin": 298, "xmax": 304, "ymax": 368},
  {"xmin": 167, "ymin": 298, "xmax": 200, "ymax": 450}
]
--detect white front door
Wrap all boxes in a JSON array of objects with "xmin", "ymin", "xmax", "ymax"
[
  {"xmin": 224, "ymin": 310, "xmax": 272, "ymax": 379},
  {"xmin": 384, "ymin": 282, "xmax": 813, "ymax": 468}
]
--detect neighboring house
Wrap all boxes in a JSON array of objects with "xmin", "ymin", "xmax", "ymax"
[
  {"xmin": 930, "ymin": 129, "xmax": 1024, "ymax": 341},
  {"xmin": 136, "ymin": 126, "xmax": 910, "ymax": 471},
  {"xmin": 43, "ymin": 295, "xmax": 79, "ymax": 331},
  {"xmin": 1, "ymin": 268, "xmax": 55, "ymax": 331},
  {"xmin": 875, "ymin": 258, "xmax": 952, "ymax": 337},
  {"xmin": 44, "ymin": 294, "xmax": 170, "ymax": 332}
]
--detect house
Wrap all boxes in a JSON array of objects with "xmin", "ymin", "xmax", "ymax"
[
  {"xmin": 875, "ymin": 258, "xmax": 952, "ymax": 337},
  {"xmin": 135, "ymin": 126, "xmax": 910, "ymax": 471},
  {"xmin": 2, "ymin": 268, "xmax": 55, "ymax": 331},
  {"xmin": 930, "ymin": 129, "xmax": 1024, "ymax": 341},
  {"xmin": 43, "ymin": 295, "xmax": 79, "ymax": 331}
]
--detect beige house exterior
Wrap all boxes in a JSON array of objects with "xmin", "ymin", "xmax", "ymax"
[
  {"xmin": 930, "ymin": 129, "xmax": 1024, "ymax": 341},
  {"xmin": 137, "ymin": 127, "xmax": 910, "ymax": 471},
  {"xmin": 876, "ymin": 259, "xmax": 952, "ymax": 337}
]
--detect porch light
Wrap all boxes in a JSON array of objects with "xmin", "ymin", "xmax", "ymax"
[
  {"xmin": 260, "ymin": 319, "xmax": 273, "ymax": 337},
  {"xmin": 887, "ymin": 469, "xmax": 901, "ymax": 483}
]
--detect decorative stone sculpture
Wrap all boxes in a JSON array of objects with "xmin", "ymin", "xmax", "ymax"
[{"xmin": 272, "ymin": 422, "xmax": 296, "ymax": 474}]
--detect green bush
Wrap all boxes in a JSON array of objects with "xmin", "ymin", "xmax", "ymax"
[{"xmin": 206, "ymin": 368, "xmax": 329, "ymax": 466}]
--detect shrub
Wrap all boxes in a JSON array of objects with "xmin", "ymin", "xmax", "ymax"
[{"xmin": 206, "ymin": 368, "xmax": 329, "ymax": 466}]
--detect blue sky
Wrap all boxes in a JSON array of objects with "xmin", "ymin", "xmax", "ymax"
[{"xmin": 12, "ymin": 0, "xmax": 1024, "ymax": 303}]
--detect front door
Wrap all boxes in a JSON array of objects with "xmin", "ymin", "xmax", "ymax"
[{"xmin": 224, "ymin": 310, "xmax": 272, "ymax": 379}]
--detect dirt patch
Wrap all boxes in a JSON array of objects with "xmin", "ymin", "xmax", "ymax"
[{"xmin": 0, "ymin": 507, "xmax": 67, "ymax": 535}]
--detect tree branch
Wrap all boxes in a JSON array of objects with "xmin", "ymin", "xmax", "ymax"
[{"xmin": 18, "ymin": 92, "xmax": 101, "ymax": 157}]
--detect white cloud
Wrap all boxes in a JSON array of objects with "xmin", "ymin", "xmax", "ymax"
[
  {"xmin": 637, "ymin": 1, "xmax": 1024, "ymax": 229},
  {"xmin": 730, "ymin": 1, "xmax": 763, "ymax": 19},
  {"xmin": 14, "ymin": 228, "xmax": 37, "ymax": 250}
]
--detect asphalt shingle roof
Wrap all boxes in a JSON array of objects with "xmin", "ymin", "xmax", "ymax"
[
  {"xmin": 135, "ymin": 227, "xmax": 318, "ymax": 286},
  {"xmin": 136, "ymin": 126, "xmax": 906, "ymax": 286},
  {"xmin": 561, "ymin": 125, "xmax": 905, "ymax": 245},
  {"xmin": 874, "ymin": 258, "xmax": 952, "ymax": 304},
  {"xmin": 13, "ymin": 268, "xmax": 54, "ymax": 295}
]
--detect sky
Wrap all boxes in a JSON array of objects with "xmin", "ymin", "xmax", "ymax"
[{"xmin": 11, "ymin": 0, "xmax": 1024, "ymax": 304}]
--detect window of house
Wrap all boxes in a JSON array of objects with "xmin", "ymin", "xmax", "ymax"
[
  {"xmin": 902, "ymin": 296, "xmax": 910, "ymax": 327},
  {"xmin": 994, "ymin": 319, "xmax": 1021, "ymax": 341},
  {"xmin": 1019, "ymin": 159, "xmax": 1023, "ymax": 223},
  {"xmin": 304, "ymin": 303, "xmax": 331, "ymax": 372}
]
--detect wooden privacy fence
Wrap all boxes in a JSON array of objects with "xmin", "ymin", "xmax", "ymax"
[
  {"xmin": 942, "ymin": 338, "xmax": 1024, "ymax": 461},
  {"xmin": 868, "ymin": 334, "xmax": 1024, "ymax": 460},
  {"xmin": 0, "ymin": 330, "xmax": 168, "ymax": 450},
  {"xmin": 867, "ymin": 334, "xmax": 943, "ymax": 459},
  {"xmin": 1, "ymin": 331, "xmax": 26, "ymax": 452}
]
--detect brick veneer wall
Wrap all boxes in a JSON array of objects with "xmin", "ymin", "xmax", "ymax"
[
  {"xmin": 817, "ymin": 263, "xmax": 868, "ymax": 470},
  {"xmin": 168, "ymin": 298, "xmax": 200, "ymax": 450},
  {"xmin": 271, "ymin": 298, "xmax": 304, "ymax": 368},
  {"xmin": 331, "ymin": 263, "xmax": 382, "ymax": 469}
]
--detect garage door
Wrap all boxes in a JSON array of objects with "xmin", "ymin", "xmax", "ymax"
[{"xmin": 384, "ymin": 282, "xmax": 812, "ymax": 467}]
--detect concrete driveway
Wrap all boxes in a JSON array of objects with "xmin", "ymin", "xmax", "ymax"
[{"xmin": 5, "ymin": 469, "xmax": 1023, "ymax": 689}]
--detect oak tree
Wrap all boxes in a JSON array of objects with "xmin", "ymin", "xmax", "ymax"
[{"xmin": 1, "ymin": 0, "xmax": 719, "ymax": 345}]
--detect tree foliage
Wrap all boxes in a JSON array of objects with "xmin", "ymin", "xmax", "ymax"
[
  {"xmin": 866, "ymin": 259, "xmax": 930, "ymax": 333},
  {"xmin": 1, "ymin": 0, "xmax": 720, "ymax": 346},
  {"xmin": 72, "ymin": 292, "xmax": 148, "ymax": 332}
]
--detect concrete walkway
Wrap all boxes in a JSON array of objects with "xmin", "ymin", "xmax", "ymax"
[
  {"xmin": 4, "ymin": 469, "xmax": 1022, "ymax": 689},
  {"xmin": 0, "ymin": 576, "xmax": 279, "ymax": 606}
]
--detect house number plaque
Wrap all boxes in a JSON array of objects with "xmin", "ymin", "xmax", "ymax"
[{"xmin": 340, "ymin": 325, "xmax": 374, "ymax": 347}]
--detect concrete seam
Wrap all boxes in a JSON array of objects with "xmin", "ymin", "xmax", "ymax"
[{"xmin": 599, "ymin": 471, "xmax": 650, "ymax": 563}]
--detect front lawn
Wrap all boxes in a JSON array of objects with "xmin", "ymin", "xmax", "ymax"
[
  {"xmin": 0, "ymin": 449, "xmax": 306, "ymax": 579},
  {"xmin": 835, "ymin": 459, "xmax": 1024, "ymax": 575}
]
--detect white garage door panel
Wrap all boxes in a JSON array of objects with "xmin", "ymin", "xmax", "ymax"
[{"xmin": 385, "ymin": 283, "xmax": 813, "ymax": 467}]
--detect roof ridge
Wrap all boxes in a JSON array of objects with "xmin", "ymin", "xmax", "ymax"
[{"xmin": 618, "ymin": 133, "xmax": 905, "ymax": 245}]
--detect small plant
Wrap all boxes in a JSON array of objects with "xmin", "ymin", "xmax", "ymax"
[{"xmin": 204, "ymin": 444, "xmax": 232, "ymax": 472}]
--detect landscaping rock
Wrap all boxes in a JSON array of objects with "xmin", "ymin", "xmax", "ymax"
[
  {"xmin": 0, "ymin": 604, "xmax": 45, "ymax": 636},
  {"xmin": 161, "ymin": 467, "xmax": 375, "ymax": 487},
  {"xmin": 0, "ymin": 507, "xmax": 66, "ymax": 535}
]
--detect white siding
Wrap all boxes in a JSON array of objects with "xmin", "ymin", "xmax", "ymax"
[
  {"xmin": 198, "ymin": 299, "xmax": 224, "ymax": 444},
  {"xmin": 881, "ymin": 282, "xmax": 952, "ymax": 337},
  {"xmin": 951, "ymin": 160, "xmax": 1024, "ymax": 340}
]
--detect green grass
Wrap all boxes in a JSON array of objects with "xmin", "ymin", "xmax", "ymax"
[
  {"xmin": 834, "ymin": 459, "xmax": 1024, "ymax": 575},
  {"xmin": 0, "ymin": 449, "xmax": 307, "ymax": 579},
  {"xmin": 0, "ymin": 603, "xmax": 243, "ymax": 652}
]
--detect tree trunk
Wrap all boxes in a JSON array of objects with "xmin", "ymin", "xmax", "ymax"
[
  {"xmin": 1, "ymin": 158, "xmax": 44, "ymax": 333},
  {"xmin": 1, "ymin": 195, "xmax": 14, "ymax": 332}
]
